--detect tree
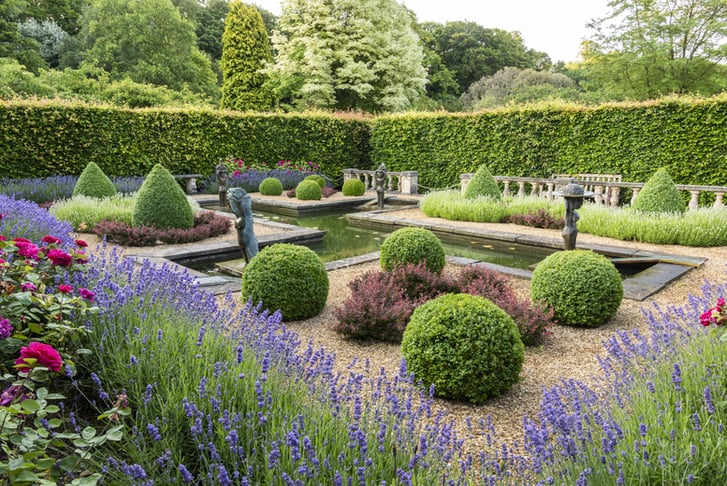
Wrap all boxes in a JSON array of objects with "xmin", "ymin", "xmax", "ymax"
[
  {"xmin": 17, "ymin": 19, "xmax": 69, "ymax": 67},
  {"xmin": 583, "ymin": 0, "xmax": 727, "ymax": 99},
  {"xmin": 423, "ymin": 21, "xmax": 549, "ymax": 95},
  {"xmin": 195, "ymin": 0, "xmax": 229, "ymax": 62},
  {"xmin": 80, "ymin": 0, "xmax": 218, "ymax": 97},
  {"xmin": 268, "ymin": 0, "xmax": 427, "ymax": 113},
  {"xmin": 0, "ymin": 0, "xmax": 47, "ymax": 72},
  {"xmin": 220, "ymin": 1, "xmax": 275, "ymax": 111}
]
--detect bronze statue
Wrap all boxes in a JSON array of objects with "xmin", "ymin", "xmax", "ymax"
[
  {"xmin": 215, "ymin": 160, "xmax": 229, "ymax": 208},
  {"xmin": 227, "ymin": 187, "xmax": 258, "ymax": 263},
  {"xmin": 374, "ymin": 163, "xmax": 387, "ymax": 209},
  {"xmin": 562, "ymin": 183, "xmax": 585, "ymax": 250}
]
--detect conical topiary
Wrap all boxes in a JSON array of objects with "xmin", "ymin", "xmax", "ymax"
[
  {"xmin": 132, "ymin": 164, "xmax": 194, "ymax": 230},
  {"xmin": 73, "ymin": 162, "xmax": 117, "ymax": 198},
  {"xmin": 463, "ymin": 165, "xmax": 501, "ymax": 200},
  {"xmin": 631, "ymin": 168, "xmax": 686, "ymax": 214}
]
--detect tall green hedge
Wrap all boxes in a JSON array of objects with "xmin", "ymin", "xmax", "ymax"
[
  {"xmin": 1, "ymin": 97, "xmax": 725, "ymax": 190},
  {"xmin": 0, "ymin": 101, "xmax": 371, "ymax": 180}
]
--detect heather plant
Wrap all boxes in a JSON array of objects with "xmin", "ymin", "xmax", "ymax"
[
  {"xmin": 295, "ymin": 179, "xmax": 323, "ymax": 200},
  {"xmin": 342, "ymin": 178, "xmax": 366, "ymax": 196},
  {"xmin": 505, "ymin": 209, "xmax": 565, "ymax": 229},
  {"xmin": 402, "ymin": 293, "xmax": 525, "ymax": 404},
  {"xmin": 0, "ymin": 195, "xmax": 75, "ymax": 247},
  {"xmin": 258, "ymin": 176, "xmax": 284, "ymax": 195},
  {"xmin": 321, "ymin": 186, "xmax": 337, "ymax": 198},
  {"xmin": 632, "ymin": 167, "xmax": 686, "ymax": 214},
  {"xmin": 531, "ymin": 250, "xmax": 623, "ymax": 328},
  {"xmin": 242, "ymin": 244, "xmax": 329, "ymax": 321},
  {"xmin": 72, "ymin": 242, "xmax": 474, "ymax": 484},
  {"xmin": 133, "ymin": 164, "xmax": 194, "ymax": 230},
  {"xmin": 463, "ymin": 165, "xmax": 501, "ymax": 200},
  {"xmin": 523, "ymin": 281, "xmax": 727, "ymax": 485},
  {"xmin": 379, "ymin": 227, "xmax": 446, "ymax": 274},
  {"xmin": 93, "ymin": 211, "xmax": 230, "ymax": 246},
  {"xmin": 73, "ymin": 162, "xmax": 117, "ymax": 199},
  {"xmin": 50, "ymin": 194, "xmax": 136, "ymax": 231},
  {"xmin": 578, "ymin": 204, "xmax": 727, "ymax": 246}
]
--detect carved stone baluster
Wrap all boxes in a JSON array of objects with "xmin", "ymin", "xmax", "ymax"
[
  {"xmin": 517, "ymin": 181, "xmax": 526, "ymax": 197},
  {"xmin": 503, "ymin": 180, "xmax": 511, "ymax": 196},
  {"xmin": 546, "ymin": 182, "xmax": 554, "ymax": 200},
  {"xmin": 688, "ymin": 190, "xmax": 700, "ymax": 210},
  {"xmin": 610, "ymin": 187, "xmax": 620, "ymax": 207},
  {"xmin": 593, "ymin": 185, "xmax": 604, "ymax": 205},
  {"xmin": 715, "ymin": 192, "xmax": 724, "ymax": 208},
  {"xmin": 630, "ymin": 187, "xmax": 640, "ymax": 206}
]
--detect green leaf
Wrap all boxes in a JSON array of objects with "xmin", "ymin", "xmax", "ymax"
[{"xmin": 20, "ymin": 399, "xmax": 40, "ymax": 412}]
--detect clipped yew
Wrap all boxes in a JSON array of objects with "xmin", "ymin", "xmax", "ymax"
[
  {"xmin": 73, "ymin": 162, "xmax": 117, "ymax": 198},
  {"xmin": 632, "ymin": 168, "xmax": 686, "ymax": 214},
  {"xmin": 463, "ymin": 165, "xmax": 500, "ymax": 200},
  {"xmin": 342, "ymin": 179, "xmax": 365, "ymax": 196},
  {"xmin": 132, "ymin": 164, "xmax": 194, "ymax": 230}
]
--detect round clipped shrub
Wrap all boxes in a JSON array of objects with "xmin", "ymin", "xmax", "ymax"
[
  {"xmin": 304, "ymin": 174, "xmax": 326, "ymax": 189},
  {"xmin": 132, "ymin": 164, "xmax": 194, "ymax": 230},
  {"xmin": 379, "ymin": 227, "xmax": 445, "ymax": 274},
  {"xmin": 241, "ymin": 243, "xmax": 329, "ymax": 321},
  {"xmin": 342, "ymin": 179, "xmax": 366, "ymax": 196},
  {"xmin": 401, "ymin": 293, "xmax": 524, "ymax": 403},
  {"xmin": 73, "ymin": 162, "xmax": 117, "ymax": 198},
  {"xmin": 531, "ymin": 250, "xmax": 623, "ymax": 328},
  {"xmin": 295, "ymin": 180, "xmax": 322, "ymax": 200},
  {"xmin": 464, "ymin": 165, "xmax": 500, "ymax": 200},
  {"xmin": 632, "ymin": 168, "xmax": 686, "ymax": 214},
  {"xmin": 259, "ymin": 177, "xmax": 284, "ymax": 196}
]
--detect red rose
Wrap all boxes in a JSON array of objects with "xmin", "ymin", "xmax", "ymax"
[
  {"xmin": 15, "ymin": 241, "xmax": 39, "ymax": 259},
  {"xmin": 75, "ymin": 239, "xmax": 88, "ymax": 248},
  {"xmin": 41, "ymin": 235, "xmax": 62, "ymax": 244},
  {"xmin": 15, "ymin": 342, "xmax": 63, "ymax": 372},
  {"xmin": 47, "ymin": 249, "xmax": 73, "ymax": 267},
  {"xmin": 57, "ymin": 284, "xmax": 73, "ymax": 293}
]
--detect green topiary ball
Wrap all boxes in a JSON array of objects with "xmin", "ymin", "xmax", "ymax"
[
  {"xmin": 463, "ymin": 165, "xmax": 501, "ymax": 200},
  {"xmin": 401, "ymin": 293, "xmax": 524, "ymax": 404},
  {"xmin": 380, "ymin": 227, "xmax": 446, "ymax": 274},
  {"xmin": 132, "ymin": 164, "xmax": 194, "ymax": 230},
  {"xmin": 259, "ymin": 177, "xmax": 284, "ymax": 195},
  {"xmin": 73, "ymin": 162, "xmax": 117, "ymax": 198},
  {"xmin": 342, "ymin": 179, "xmax": 366, "ymax": 196},
  {"xmin": 530, "ymin": 250, "xmax": 623, "ymax": 328},
  {"xmin": 241, "ymin": 243, "xmax": 329, "ymax": 321},
  {"xmin": 295, "ymin": 180, "xmax": 322, "ymax": 200},
  {"xmin": 631, "ymin": 168, "xmax": 686, "ymax": 214},
  {"xmin": 304, "ymin": 174, "xmax": 326, "ymax": 189}
]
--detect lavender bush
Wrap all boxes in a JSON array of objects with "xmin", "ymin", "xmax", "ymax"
[
  {"xmin": 0, "ymin": 176, "xmax": 144, "ymax": 204},
  {"xmin": 0, "ymin": 194, "xmax": 75, "ymax": 247}
]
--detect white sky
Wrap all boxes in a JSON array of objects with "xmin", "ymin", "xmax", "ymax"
[{"xmin": 252, "ymin": 0, "xmax": 611, "ymax": 63}]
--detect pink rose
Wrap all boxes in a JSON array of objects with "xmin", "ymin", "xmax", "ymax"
[
  {"xmin": 41, "ymin": 235, "xmax": 62, "ymax": 244},
  {"xmin": 47, "ymin": 249, "xmax": 73, "ymax": 267},
  {"xmin": 15, "ymin": 241, "xmax": 39, "ymax": 259},
  {"xmin": 15, "ymin": 342, "xmax": 63, "ymax": 372},
  {"xmin": 79, "ymin": 288, "xmax": 95, "ymax": 301},
  {"xmin": 57, "ymin": 285, "xmax": 73, "ymax": 294}
]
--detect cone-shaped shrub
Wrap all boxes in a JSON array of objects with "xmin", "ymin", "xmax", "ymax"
[
  {"xmin": 463, "ymin": 165, "xmax": 500, "ymax": 200},
  {"xmin": 632, "ymin": 168, "xmax": 686, "ymax": 214},
  {"xmin": 73, "ymin": 162, "xmax": 117, "ymax": 198},
  {"xmin": 380, "ymin": 227, "xmax": 445, "ymax": 274},
  {"xmin": 132, "ymin": 164, "xmax": 194, "ymax": 230},
  {"xmin": 531, "ymin": 250, "xmax": 623, "ymax": 328},
  {"xmin": 242, "ymin": 243, "xmax": 329, "ymax": 321},
  {"xmin": 402, "ymin": 293, "xmax": 524, "ymax": 403}
]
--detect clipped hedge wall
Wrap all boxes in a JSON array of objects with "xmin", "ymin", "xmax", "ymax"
[
  {"xmin": 370, "ymin": 96, "xmax": 727, "ymax": 190},
  {"xmin": 0, "ymin": 100, "xmax": 371, "ymax": 180}
]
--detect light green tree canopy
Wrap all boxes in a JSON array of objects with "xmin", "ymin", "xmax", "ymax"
[
  {"xmin": 583, "ymin": 0, "xmax": 727, "ymax": 99},
  {"xmin": 220, "ymin": 0, "xmax": 275, "ymax": 111},
  {"xmin": 80, "ymin": 0, "xmax": 218, "ymax": 97},
  {"xmin": 268, "ymin": 0, "xmax": 427, "ymax": 113}
]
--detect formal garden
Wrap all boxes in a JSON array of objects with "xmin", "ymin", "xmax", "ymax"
[{"xmin": 0, "ymin": 95, "xmax": 726, "ymax": 484}]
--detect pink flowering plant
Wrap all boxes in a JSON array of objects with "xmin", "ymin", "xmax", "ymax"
[
  {"xmin": 700, "ymin": 297, "xmax": 727, "ymax": 341},
  {"xmin": 0, "ymin": 235, "xmax": 97, "ymax": 374}
]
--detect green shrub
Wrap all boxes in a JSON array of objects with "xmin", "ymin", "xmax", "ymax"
[
  {"xmin": 463, "ymin": 165, "xmax": 500, "ymax": 200},
  {"xmin": 401, "ymin": 293, "xmax": 524, "ymax": 403},
  {"xmin": 379, "ymin": 227, "xmax": 445, "ymax": 274},
  {"xmin": 304, "ymin": 174, "xmax": 326, "ymax": 189},
  {"xmin": 241, "ymin": 243, "xmax": 329, "ymax": 321},
  {"xmin": 295, "ymin": 180, "xmax": 322, "ymax": 200},
  {"xmin": 259, "ymin": 177, "xmax": 284, "ymax": 195},
  {"xmin": 631, "ymin": 168, "xmax": 686, "ymax": 214},
  {"xmin": 530, "ymin": 250, "xmax": 623, "ymax": 328},
  {"xmin": 132, "ymin": 164, "xmax": 194, "ymax": 230},
  {"xmin": 73, "ymin": 162, "xmax": 117, "ymax": 198},
  {"xmin": 342, "ymin": 179, "xmax": 366, "ymax": 196}
]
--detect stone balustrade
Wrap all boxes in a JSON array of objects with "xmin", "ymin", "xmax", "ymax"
[
  {"xmin": 343, "ymin": 168, "xmax": 419, "ymax": 195},
  {"xmin": 460, "ymin": 174, "xmax": 727, "ymax": 210}
]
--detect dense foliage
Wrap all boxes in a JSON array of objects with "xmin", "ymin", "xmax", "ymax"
[
  {"xmin": 258, "ymin": 177, "xmax": 283, "ymax": 195},
  {"xmin": 531, "ymin": 250, "xmax": 623, "ymax": 328},
  {"xmin": 72, "ymin": 161, "xmax": 116, "ymax": 198},
  {"xmin": 342, "ymin": 178, "xmax": 365, "ymax": 196},
  {"xmin": 462, "ymin": 164, "xmax": 500, "ymax": 200},
  {"xmin": 295, "ymin": 179, "xmax": 322, "ymax": 201},
  {"xmin": 401, "ymin": 293, "xmax": 525, "ymax": 403},
  {"xmin": 132, "ymin": 164, "xmax": 194, "ymax": 230},
  {"xmin": 631, "ymin": 167, "xmax": 686, "ymax": 214},
  {"xmin": 241, "ymin": 243, "xmax": 329, "ymax": 321},
  {"xmin": 379, "ymin": 227, "xmax": 446, "ymax": 274}
]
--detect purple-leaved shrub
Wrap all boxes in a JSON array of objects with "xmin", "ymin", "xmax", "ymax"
[
  {"xmin": 505, "ymin": 209, "xmax": 565, "ymax": 229},
  {"xmin": 93, "ymin": 211, "xmax": 231, "ymax": 246}
]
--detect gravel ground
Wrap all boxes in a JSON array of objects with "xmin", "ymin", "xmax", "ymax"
[{"xmin": 84, "ymin": 203, "xmax": 727, "ymax": 454}]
